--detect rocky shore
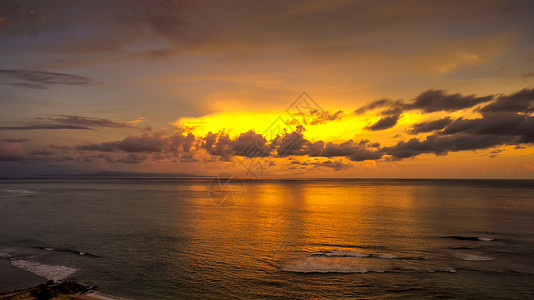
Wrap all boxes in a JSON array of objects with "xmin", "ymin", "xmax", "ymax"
[{"xmin": 0, "ymin": 280, "xmax": 102, "ymax": 300}]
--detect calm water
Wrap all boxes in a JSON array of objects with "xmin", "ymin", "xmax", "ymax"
[{"xmin": 1, "ymin": 179, "xmax": 534, "ymax": 299}]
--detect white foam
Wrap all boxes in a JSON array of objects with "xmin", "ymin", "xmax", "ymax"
[
  {"xmin": 0, "ymin": 252, "xmax": 10, "ymax": 258},
  {"xmin": 478, "ymin": 237, "xmax": 495, "ymax": 242},
  {"xmin": 87, "ymin": 292, "xmax": 131, "ymax": 300},
  {"xmin": 44, "ymin": 247, "xmax": 53, "ymax": 251},
  {"xmin": 1, "ymin": 189, "xmax": 33, "ymax": 195},
  {"xmin": 457, "ymin": 254, "xmax": 495, "ymax": 261},
  {"xmin": 281, "ymin": 256, "xmax": 383, "ymax": 273},
  {"xmin": 377, "ymin": 254, "xmax": 399, "ymax": 259},
  {"xmin": 427, "ymin": 268, "xmax": 457, "ymax": 273},
  {"xmin": 324, "ymin": 250, "xmax": 369, "ymax": 257},
  {"xmin": 10, "ymin": 259, "xmax": 77, "ymax": 281}
]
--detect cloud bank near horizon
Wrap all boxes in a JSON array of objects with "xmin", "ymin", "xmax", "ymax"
[{"xmin": 1, "ymin": 88, "xmax": 532, "ymax": 175}]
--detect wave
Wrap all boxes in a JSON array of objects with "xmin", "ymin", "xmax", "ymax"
[
  {"xmin": 10, "ymin": 259, "xmax": 77, "ymax": 281},
  {"xmin": 323, "ymin": 250, "xmax": 369, "ymax": 257},
  {"xmin": 456, "ymin": 254, "xmax": 496, "ymax": 261},
  {"xmin": 280, "ymin": 255, "xmax": 453, "ymax": 274},
  {"xmin": 443, "ymin": 236, "xmax": 495, "ymax": 241},
  {"xmin": 281, "ymin": 257, "xmax": 384, "ymax": 273},
  {"xmin": 316, "ymin": 250, "xmax": 423, "ymax": 261},
  {"xmin": 376, "ymin": 254, "xmax": 400, "ymax": 259},
  {"xmin": 0, "ymin": 189, "xmax": 34, "ymax": 197},
  {"xmin": 87, "ymin": 292, "xmax": 131, "ymax": 300},
  {"xmin": 34, "ymin": 246, "xmax": 98, "ymax": 257}
]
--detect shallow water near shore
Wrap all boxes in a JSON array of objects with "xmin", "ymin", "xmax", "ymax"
[{"xmin": 1, "ymin": 178, "xmax": 534, "ymax": 299}]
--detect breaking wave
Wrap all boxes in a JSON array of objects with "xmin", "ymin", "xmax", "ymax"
[
  {"xmin": 443, "ymin": 236, "xmax": 495, "ymax": 241},
  {"xmin": 456, "ymin": 254, "xmax": 496, "ymax": 261},
  {"xmin": 10, "ymin": 259, "xmax": 77, "ymax": 281}
]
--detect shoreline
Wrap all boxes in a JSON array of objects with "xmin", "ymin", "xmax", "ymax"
[{"xmin": 0, "ymin": 258, "xmax": 118, "ymax": 300}]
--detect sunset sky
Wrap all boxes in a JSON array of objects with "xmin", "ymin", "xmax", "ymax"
[{"xmin": 1, "ymin": 0, "xmax": 533, "ymax": 178}]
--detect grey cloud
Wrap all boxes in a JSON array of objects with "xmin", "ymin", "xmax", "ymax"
[
  {"xmin": 441, "ymin": 113, "xmax": 534, "ymax": 143},
  {"xmin": 115, "ymin": 153, "xmax": 147, "ymax": 164},
  {"xmin": 36, "ymin": 115, "xmax": 135, "ymax": 128},
  {"xmin": 310, "ymin": 159, "xmax": 351, "ymax": 171},
  {"xmin": 1, "ymin": 138, "xmax": 29, "ymax": 142},
  {"xmin": 78, "ymin": 133, "xmax": 168, "ymax": 153},
  {"xmin": 355, "ymin": 99, "xmax": 396, "ymax": 114},
  {"xmin": 381, "ymin": 134, "xmax": 514, "ymax": 159},
  {"xmin": 407, "ymin": 90, "xmax": 493, "ymax": 113},
  {"xmin": 0, "ymin": 115, "xmax": 141, "ymax": 131},
  {"xmin": 0, "ymin": 124, "xmax": 92, "ymax": 130},
  {"xmin": 478, "ymin": 88, "xmax": 534, "ymax": 114},
  {"xmin": 366, "ymin": 114, "xmax": 401, "ymax": 131},
  {"xmin": 356, "ymin": 89, "xmax": 494, "ymax": 115},
  {"xmin": 408, "ymin": 117, "xmax": 453, "ymax": 134},
  {"xmin": 0, "ymin": 69, "xmax": 92, "ymax": 89}
]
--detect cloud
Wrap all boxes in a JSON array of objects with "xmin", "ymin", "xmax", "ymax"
[
  {"xmin": 310, "ymin": 159, "xmax": 351, "ymax": 171},
  {"xmin": 0, "ymin": 115, "xmax": 142, "ymax": 131},
  {"xmin": 355, "ymin": 99, "xmax": 396, "ymax": 114},
  {"xmin": 477, "ymin": 88, "xmax": 534, "ymax": 114},
  {"xmin": 232, "ymin": 130, "xmax": 270, "ymax": 157},
  {"xmin": 356, "ymin": 89, "xmax": 494, "ymax": 115},
  {"xmin": 366, "ymin": 114, "xmax": 401, "ymax": 131},
  {"xmin": 36, "ymin": 115, "xmax": 141, "ymax": 128},
  {"xmin": 440, "ymin": 113, "xmax": 534, "ymax": 143},
  {"xmin": 1, "ymin": 138, "xmax": 29, "ymax": 142},
  {"xmin": 0, "ymin": 69, "xmax": 93, "ymax": 89},
  {"xmin": 406, "ymin": 90, "xmax": 494, "ymax": 113},
  {"xmin": 78, "ymin": 133, "xmax": 168, "ymax": 153},
  {"xmin": 287, "ymin": 110, "xmax": 343, "ymax": 126},
  {"xmin": 381, "ymin": 134, "xmax": 514, "ymax": 159},
  {"xmin": 408, "ymin": 117, "xmax": 453, "ymax": 134},
  {"xmin": 0, "ymin": 141, "xmax": 24, "ymax": 161},
  {"xmin": 0, "ymin": 124, "xmax": 92, "ymax": 130}
]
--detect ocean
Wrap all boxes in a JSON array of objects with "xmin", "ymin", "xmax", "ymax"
[{"xmin": 1, "ymin": 178, "xmax": 534, "ymax": 299}]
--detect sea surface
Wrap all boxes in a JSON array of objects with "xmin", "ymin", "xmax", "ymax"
[{"xmin": 1, "ymin": 178, "xmax": 534, "ymax": 299}]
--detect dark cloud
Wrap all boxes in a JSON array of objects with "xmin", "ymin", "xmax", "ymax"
[
  {"xmin": 36, "ymin": 115, "xmax": 136, "ymax": 128},
  {"xmin": 408, "ymin": 117, "xmax": 453, "ymax": 134},
  {"xmin": 232, "ymin": 130, "xmax": 270, "ymax": 157},
  {"xmin": 0, "ymin": 115, "xmax": 141, "ymax": 131},
  {"xmin": 347, "ymin": 148, "xmax": 383, "ymax": 162},
  {"xmin": 366, "ymin": 114, "xmax": 401, "ymax": 131},
  {"xmin": 523, "ymin": 72, "xmax": 534, "ymax": 79},
  {"xmin": 355, "ymin": 99, "xmax": 396, "ymax": 114},
  {"xmin": 441, "ymin": 113, "xmax": 534, "ymax": 143},
  {"xmin": 381, "ymin": 134, "xmax": 514, "ymax": 159},
  {"xmin": 310, "ymin": 159, "xmax": 351, "ymax": 171},
  {"xmin": 78, "ymin": 133, "xmax": 168, "ymax": 153},
  {"xmin": 201, "ymin": 131, "xmax": 234, "ymax": 161},
  {"xmin": 356, "ymin": 89, "xmax": 494, "ymax": 115},
  {"xmin": 0, "ymin": 124, "xmax": 92, "ymax": 130},
  {"xmin": 0, "ymin": 69, "xmax": 92, "ymax": 89},
  {"xmin": 407, "ymin": 90, "xmax": 493, "ymax": 113},
  {"xmin": 477, "ymin": 88, "xmax": 534, "ymax": 114},
  {"xmin": 115, "ymin": 153, "xmax": 147, "ymax": 164},
  {"xmin": 1, "ymin": 138, "xmax": 29, "ymax": 142},
  {"xmin": 274, "ymin": 127, "xmax": 310, "ymax": 157}
]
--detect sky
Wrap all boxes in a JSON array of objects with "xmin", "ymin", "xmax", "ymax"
[{"xmin": 0, "ymin": 0, "xmax": 533, "ymax": 178}]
